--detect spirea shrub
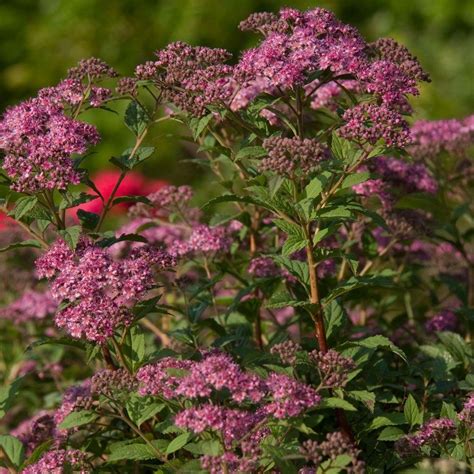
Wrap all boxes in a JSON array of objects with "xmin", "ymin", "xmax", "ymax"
[{"xmin": 0, "ymin": 6, "xmax": 473, "ymax": 473}]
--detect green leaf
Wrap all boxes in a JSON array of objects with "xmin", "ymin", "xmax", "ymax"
[
  {"xmin": 273, "ymin": 219, "xmax": 305, "ymax": 239},
  {"xmin": 341, "ymin": 171, "xmax": 371, "ymax": 190},
  {"xmin": 367, "ymin": 413, "xmax": 406, "ymax": 431},
  {"xmin": 166, "ymin": 432, "xmax": 191, "ymax": 454},
  {"xmin": 356, "ymin": 335, "xmax": 407, "ymax": 362},
  {"xmin": 58, "ymin": 225, "xmax": 82, "ymax": 250},
  {"xmin": 190, "ymin": 114, "xmax": 213, "ymax": 140},
  {"xmin": 124, "ymin": 101, "xmax": 148, "ymax": 136},
  {"xmin": 108, "ymin": 443, "xmax": 159, "ymax": 461},
  {"xmin": 10, "ymin": 196, "xmax": 38, "ymax": 220},
  {"xmin": 320, "ymin": 397, "xmax": 357, "ymax": 411},
  {"xmin": 58, "ymin": 191, "xmax": 97, "ymax": 210},
  {"xmin": 20, "ymin": 440, "xmax": 53, "ymax": 470},
  {"xmin": 440, "ymin": 402, "xmax": 457, "ymax": 421},
  {"xmin": 126, "ymin": 395, "xmax": 165, "ymax": 427},
  {"xmin": 331, "ymin": 133, "xmax": 355, "ymax": 161},
  {"xmin": 201, "ymin": 193, "xmax": 257, "ymax": 210},
  {"xmin": 0, "ymin": 378, "xmax": 23, "ymax": 420},
  {"xmin": 236, "ymin": 146, "xmax": 267, "ymax": 161},
  {"xmin": 282, "ymin": 235, "xmax": 307, "ymax": 256},
  {"xmin": 378, "ymin": 426, "xmax": 405, "ymax": 441},
  {"xmin": 76, "ymin": 209, "xmax": 99, "ymax": 229},
  {"xmin": 58, "ymin": 410, "xmax": 98, "ymax": 430},
  {"xmin": 0, "ymin": 435, "xmax": 25, "ymax": 468},
  {"xmin": 113, "ymin": 195, "xmax": 151, "ymax": 206},
  {"xmin": 305, "ymin": 172, "xmax": 331, "ymax": 199},
  {"xmin": 318, "ymin": 206, "xmax": 353, "ymax": 219},
  {"xmin": 111, "ymin": 146, "xmax": 155, "ymax": 170},
  {"xmin": 124, "ymin": 325, "xmax": 147, "ymax": 372},
  {"xmin": 437, "ymin": 331, "xmax": 470, "ymax": 366},
  {"xmin": 404, "ymin": 394, "xmax": 422, "ymax": 428},
  {"xmin": 348, "ymin": 390, "xmax": 376, "ymax": 413},
  {"xmin": 0, "ymin": 239, "xmax": 42, "ymax": 253},
  {"xmin": 323, "ymin": 299, "xmax": 347, "ymax": 341}
]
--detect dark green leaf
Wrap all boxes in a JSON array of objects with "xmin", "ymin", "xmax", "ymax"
[
  {"xmin": 58, "ymin": 410, "xmax": 98, "ymax": 430},
  {"xmin": 125, "ymin": 101, "xmax": 148, "ymax": 136}
]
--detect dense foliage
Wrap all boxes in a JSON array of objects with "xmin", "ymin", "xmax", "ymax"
[{"xmin": 0, "ymin": 6, "xmax": 473, "ymax": 473}]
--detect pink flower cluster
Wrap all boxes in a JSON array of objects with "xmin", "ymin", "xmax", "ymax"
[
  {"xmin": 0, "ymin": 96, "xmax": 100, "ymax": 193},
  {"xmin": 458, "ymin": 393, "xmax": 474, "ymax": 427},
  {"xmin": 36, "ymin": 238, "xmax": 175, "ymax": 342},
  {"xmin": 339, "ymin": 103, "xmax": 409, "ymax": 148},
  {"xmin": 261, "ymin": 136, "xmax": 328, "ymax": 176},
  {"xmin": 135, "ymin": 42, "xmax": 233, "ymax": 116},
  {"xmin": 425, "ymin": 309, "xmax": 458, "ymax": 333},
  {"xmin": 169, "ymin": 224, "xmax": 232, "ymax": 257},
  {"xmin": 0, "ymin": 289, "xmax": 56, "ymax": 323},
  {"xmin": 371, "ymin": 156, "xmax": 438, "ymax": 194},
  {"xmin": 409, "ymin": 115, "xmax": 474, "ymax": 159},
  {"xmin": 396, "ymin": 418, "xmax": 456, "ymax": 456},
  {"xmin": 22, "ymin": 449, "xmax": 88, "ymax": 474},
  {"xmin": 137, "ymin": 351, "xmax": 320, "ymax": 418},
  {"xmin": 11, "ymin": 411, "xmax": 56, "ymax": 455}
]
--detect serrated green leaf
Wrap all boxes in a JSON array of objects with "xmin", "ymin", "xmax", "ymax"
[
  {"xmin": 236, "ymin": 146, "xmax": 267, "ymax": 160},
  {"xmin": 108, "ymin": 443, "xmax": 158, "ymax": 461},
  {"xmin": 126, "ymin": 395, "xmax": 165, "ymax": 427},
  {"xmin": 378, "ymin": 426, "xmax": 404, "ymax": 441},
  {"xmin": 77, "ymin": 209, "xmax": 99, "ymax": 229},
  {"xmin": 356, "ymin": 335, "xmax": 407, "ymax": 362},
  {"xmin": 367, "ymin": 413, "xmax": 406, "ymax": 431},
  {"xmin": 404, "ymin": 394, "xmax": 422, "ymax": 428},
  {"xmin": 58, "ymin": 410, "xmax": 98, "ymax": 430},
  {"xmin": 348, "ymin": 390, "xmax": 376, "ymax": 412},
  {"xmin": 58, "ymin": 225, "xmax": 82, "ymax": 250},
  {"xmin": 0, "ymin": 377, "xmax": 23, "ymax": 420},
  {"xmin": 341, "ymin": 171, "xmax": 371, "ymax": 190},
  {"xmin": 320, "ymin": 397, "xmax": 357, "ymax": 411},
  {"xmin": 0, "ymin": 239, "xmax": 42, "ymax": 253},
  {"xmin": 305, "ymin": 172, "xmax": 331, "ymax": 199},
  {"xmin": 282, "ymin": 235, "xmax": 307, "ymax": 256},
  {"xmin": 166, "ymin": 432, "xmax": 191, "ymax": 454},
  {"xmin": 125, "ymin": 101, "xmax": 148, "ymax": 136},
  {"xmin": 0, "ymin": 435, "xmax": 24, "ymax": 468},
  {"xmin": 11, "ymin": 196, "xmax": 38, "ymax": 220}
]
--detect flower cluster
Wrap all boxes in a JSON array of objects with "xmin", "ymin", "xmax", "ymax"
[
  {"xmin": 137, "ymin": 351, "xmax": 320, "ymax": 416},
  {"xmin": 261, "ymin": 136, "xmax": 328, "ymax": 176},
  {"xmin": 22, "ymin": 449, "xmax": 88, "ymax": 474},
  {"xmin": 130, "ymin": 185, "xmax": 193, "ymax": 218},
  {"xmin": 169, "ymin": 224, "xmax": 232, "ymax": 257},
  {"xmin": 300, "ymin": 431, "xmax": 365, "ymax": 473},
  {"xmin": 270, "ymin": 340, "xmax": 301, "ymax": 365},
  {"xmin": 409, "ymin": 115, "xmax": 474, "ymax": 159},
  {"xmin": 458, "ymin": 394, "xmax": 474, "ymax": 427},
  {"xmin": 396, "ymin": 418, "xmax": 456, "ymax": 456},
  {"xmin": 370, "ymin": 156, "xmax": 438, "ymax": 194},
  {"xmin": 135, "ymin": 42, "xmax": 233, "ymax": 116},
  {"xmin": 0, "ymin": 96, "xmax": 99, "ymax": 193},
  {"xmin": 310, "ymin": 349, "xmax": 355, "ymax": 388},
  {"xmin": 425, "ymin": 309, "xmax": 458, "ymax": 333},
  {"xmin": 11, "ymin": 411, "xmax": 56, "ymax": 455},
  {"xmin": 36, "ymin": 239, "xmax": 175, "ymax": 342},
  {"xmin": 339, "ymin": 103, "xmax": 409, "ymax": 148},
  {"xmin": 90, "ymin": 368, "xmax": 137, "ymax": 398},
  {"xmin": 0, "ymin": 289, "xmax": 56, "ymax": 323}
]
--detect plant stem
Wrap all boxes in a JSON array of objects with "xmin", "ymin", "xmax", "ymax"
[
  {"xmin": 305, "ymin": 233, "xmax": 328, "ymax": 352},
  {"xmin": 94, "ymin": 127, "xmax": 148, "ymax": 232}
]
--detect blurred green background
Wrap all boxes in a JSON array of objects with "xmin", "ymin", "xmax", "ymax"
[{"xmin": 1, "ymin": 0, "xmax": 473, "ymax": 185}]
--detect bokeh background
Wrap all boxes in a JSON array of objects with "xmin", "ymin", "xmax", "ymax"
[{"xmin": 1, "ymin": 0, "xmax": 473, "ymax": 186}]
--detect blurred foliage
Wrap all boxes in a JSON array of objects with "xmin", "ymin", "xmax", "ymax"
[{"xmin": 1, "ymin": 0, "xmax": 473, "ymax": 184}]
